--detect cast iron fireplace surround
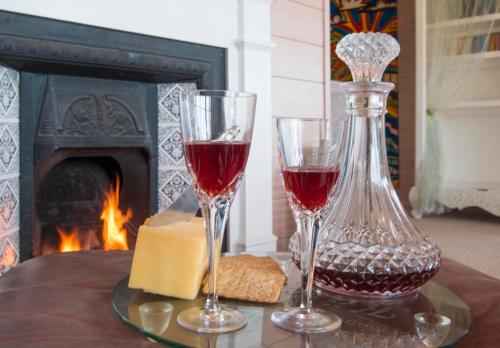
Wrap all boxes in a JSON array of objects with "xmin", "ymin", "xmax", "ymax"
[{"xmin": 0, "ymin": 11, "xmax": 226, "ymax": 260}]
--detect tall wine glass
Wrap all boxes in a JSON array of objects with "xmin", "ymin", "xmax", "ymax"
[
  {"xmin": 177, "ymin": 90, "xmax": 256, "ymax": 333},
  {"xmin": 272, "ymin": 117, "xmax": 343, "ymax": 334}
]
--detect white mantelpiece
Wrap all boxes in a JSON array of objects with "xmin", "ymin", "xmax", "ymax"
[{"xmin": 0, "ymin": 0, "xmax": 276, "ymax": 251}]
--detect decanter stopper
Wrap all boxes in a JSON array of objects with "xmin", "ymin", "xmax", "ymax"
[{"xmin": 335, "ymin": 32, "xmax": 400, "ymax": 82}]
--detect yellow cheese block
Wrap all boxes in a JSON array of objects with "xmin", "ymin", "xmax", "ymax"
[{"xmin": 129, "ymin": 217, "xmax": 207, "ymax": 300}]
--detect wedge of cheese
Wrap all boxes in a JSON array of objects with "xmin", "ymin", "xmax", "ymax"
[{"xmin": 129, "ymin": 217, "xmax": 207, "ymax": 300}]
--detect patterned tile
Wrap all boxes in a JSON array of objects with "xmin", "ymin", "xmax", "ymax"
[
  {"xmin": 0, "ymin": 179, "xmax": 18, "ymax": 229},
  {"xmin": 158, "ymin": 83, "xmax": 196, "ymax": 123},
  {"xmin": 159, "ymin": 125, "xmax": 184, "ymax": 166},
  {"xmin": 0, "ymin": 233, "xmax": 19, "ymax": 275},
  {"xmin": 157, "ymin": 82, "xmax": 196, "ymax": 211},
  {"xmin": 0, "ymin": 66, "xmax": 19, "ymax": 178},
  {"xmin": 0, "ymin": 65, "xmax": 18, "ymax": 275},
  {"xmin": 0, "ymin": 124, "xmax": 19, "ymax": 174},
  {"xmin": 158, "ymin": 169, "xmax": 191, "ymax": 211},
  {"xmin": 0, "ymin": 66, "xmax": 19, "ymax": 120},
  {"xmin": 158, "ymin": 169, "xmax": 191, "ymax": 204}
]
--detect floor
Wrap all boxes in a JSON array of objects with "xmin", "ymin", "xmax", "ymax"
[{"xmin": 413, "ymin": 212, "xmax": 500, "ymax": 279}]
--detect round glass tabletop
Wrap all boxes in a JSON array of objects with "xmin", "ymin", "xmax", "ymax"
[{"xmin": 112, "ymin": 253, "xmax": 472, "ymax": 347}]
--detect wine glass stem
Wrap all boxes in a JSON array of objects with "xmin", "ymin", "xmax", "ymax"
[
  {"xmin": 200, "ymin": 198, "xmax": 229, "ymax": 316},
  {"xmin": 298, "ymin": 213, "xmax": 321, "ymax": 314}
]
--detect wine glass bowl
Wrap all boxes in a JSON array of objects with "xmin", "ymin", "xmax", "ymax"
[
  {"xmin": 184, "ymin": 140, "xmax": 250, "ymax": 198},
  {"xmin": 177, "ymin": 90, "xmax": 256, "ymax": 333},
  {"xmin": 282, "ymin": 167, "xmax": 339, "ymax": 213},
  {"xmin": 272, "ymin": 117, "xmax": 344, "ymax": 334}
]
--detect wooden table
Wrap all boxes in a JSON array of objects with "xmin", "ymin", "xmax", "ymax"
[{"xmin": 0, "ymin": 250, "xmax": 498, "ymax": 347}]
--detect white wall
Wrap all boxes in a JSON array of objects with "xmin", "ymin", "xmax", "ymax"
[{"xmin": 0, "ymin": 0, "xmax": 275, "ymax": 251}]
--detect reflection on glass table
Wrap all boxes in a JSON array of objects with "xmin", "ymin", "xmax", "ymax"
[
  {"xmin": 112, "ymin": 253, "xmax": 471, "ymax": 347},
  {"xmin": 414, "ymin": 312, "xmax": 451, "ymax": 347},
  {"xmin": 138, "ymin": 302, "xmax": 173, "ymax": 341}
]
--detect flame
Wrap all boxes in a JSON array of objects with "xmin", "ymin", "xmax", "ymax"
[
  {"xmin": 100, "ymin": 177, "xmax": 131, "ymax": 250},
  {"xmin": 57, "ymin": 226, "xmax": 81, "ymax": 252},
  {"xmin": 53, "ymin": 175, "xmax": 131, "ymax": 254}
]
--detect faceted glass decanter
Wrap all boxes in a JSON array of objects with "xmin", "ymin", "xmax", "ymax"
[{"xmin": 290, "ymin": 32, "xmax": 441, "ymax": 298}]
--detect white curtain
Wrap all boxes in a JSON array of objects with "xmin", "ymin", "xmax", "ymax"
[{"xmin": 410, "ymin": 0, "xmax": 500, "ymax": 218}]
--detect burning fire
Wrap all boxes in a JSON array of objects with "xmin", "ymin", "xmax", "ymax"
[
  {"xmin": 55, "ymin": 176, "xmax": 132, "ymax": 253},
  {"xmin": 100, "ymin": 178, "xmax": 132, "ymax": 251},
  {"xmin": 57, "ymin": 226, "xmax": 81, "ymax": 252}
]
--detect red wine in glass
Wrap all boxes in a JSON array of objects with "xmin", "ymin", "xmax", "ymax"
[
  {"xmin": 184, "ymin": 141, "xmax": 251, "ymax": 197},
  {"xmin": 282, "ymin": 167, "xmax": 339, "ymax": 212}
]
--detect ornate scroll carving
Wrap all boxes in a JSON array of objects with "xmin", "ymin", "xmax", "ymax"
[{"xmin": 59, "ymin": 95, "xmax": 142, "ymax": 136}]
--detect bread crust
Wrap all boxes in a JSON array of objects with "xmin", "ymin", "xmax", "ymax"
[{"xmin": 202, "ymin": 255, "xmax": 286, "ymax": 303}]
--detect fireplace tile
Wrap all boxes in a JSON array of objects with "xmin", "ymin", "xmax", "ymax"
[
  {"xmin": 0, "ymin": 67, "xmax": 19, "ymax": 120},
  {"xmin": 157, "ymin": 82, "xmax": 196, "ymax": 211},
  {"xmin": 0, "ymin": 66, "xmax": 19, "ymax": 177},
  {"xmin": 158, "ymin": 83, "xmax": 196, "ymax": 123},
  {"xmin": 0, "ymin": 65, "xmax": 19, "ymax": 272},
  {"xmin": 0, "ymin": 232, "xmax": 19, "ymax": 275},
  {"xmin": 158, "ymin": 192, "xmax": 170, "ymax": 211},
  {"xmin": 159, "ymin": 125, "xmax": 184, "ymax": 166},
  {"xmin": 0, "ymin": 178, "xmax": 19, "ymax": 230},
  {"xmin": 0, "ymin": 124, "xmax": 19, "ymax": 175},
  {"xmin": 158, "ymin": 169, "xmax": 192, "ymax": 210}
]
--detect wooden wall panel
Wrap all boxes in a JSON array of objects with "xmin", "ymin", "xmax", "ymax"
[
  {"xmin": 272, "ymin": 37, "xmax": 324, "ymax": 82},
  {"xmin": 290, "ymin": 0, "xmax": 323, "ymax": 10},
  {"xmin": 271, "ymin": 0, "xmax": 324, "ymax": 45},
  {"xmin": 272, "ymin": 77, "xmax": 324, "ymax": 117}
]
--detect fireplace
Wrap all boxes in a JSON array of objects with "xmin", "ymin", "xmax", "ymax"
[
  {"xmin": 0, "ymin": 10, "xmax": 226, "ymax": 261},
  {"xmin": 31, "ymin": 74, "xmax": 154, "ymax": 256}
]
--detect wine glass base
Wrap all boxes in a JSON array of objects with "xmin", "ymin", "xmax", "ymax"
[
  {"xmin": 271, "ymin": 307, "xmax": 341, "ymax": 334},
  {"xmin": 177, "ymin": 306, "xmax": 247, "ymax": 334}
]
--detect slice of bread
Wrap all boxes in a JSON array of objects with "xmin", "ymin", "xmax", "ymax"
[{"xmin": 202, "ymin": 255, "xmax": 286, "ymax": 303}]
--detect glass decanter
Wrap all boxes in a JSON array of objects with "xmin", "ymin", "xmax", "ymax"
[{"xmin": 290, "ymin": 32, "xmax": 441, "ymax": 298}]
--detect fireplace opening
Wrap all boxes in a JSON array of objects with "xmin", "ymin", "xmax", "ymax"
[
  {"xmin": 33, "ymin": 148, "xmax": 151, "ymax": 257},
  {"xmin": 37, "ymin": 156, "xmax": 132, "ymax": 255}
]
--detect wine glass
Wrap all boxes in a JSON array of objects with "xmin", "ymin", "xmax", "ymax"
[
  {"xmin": 272, "ymin": 117, "xmax": 343, "ymax": 334},
  {"xmin": 177, "ymin": 90, "xmax": 256, "ymax": 333}
]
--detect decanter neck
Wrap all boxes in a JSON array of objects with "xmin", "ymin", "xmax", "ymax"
[
  {"xmin": 343, "ymin": 81, "xmax": 393, "ymax": 118},
  {"xmin": 346, "ymin": 113, "xmax": 390, "ymax": 188},
  {"xmin": 342, "ymin": 81, "xmax": 394, "ymax": 186}
]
